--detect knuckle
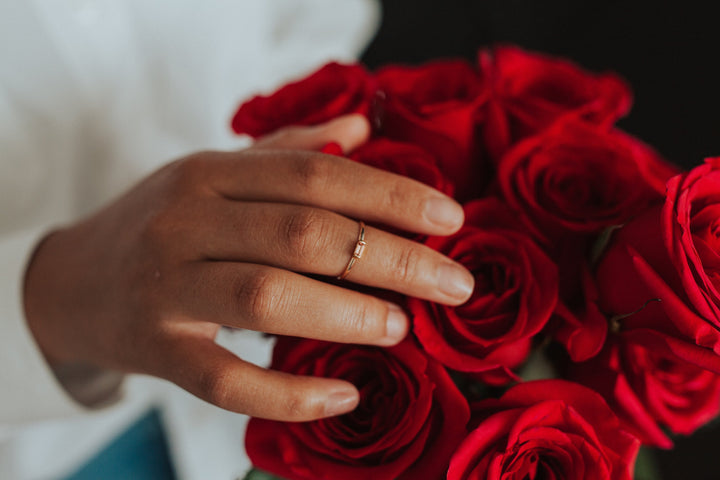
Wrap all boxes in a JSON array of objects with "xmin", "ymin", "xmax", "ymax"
[
  {"xmin": 382, "ymin": 179, "xmax": 427, "ymax": 221},
  {"xmin": 293, "ymin": 154, "xmax": 333, "ymax": 197},
  {"xmin": 384, "ymin": 179, "xmax": 413, "ymax": 215},
  {"xmin": 393, "ymin": 246, "xmax": 421, "ymax": 284},
  {"xmin": 235, "ymin": 269, "xmax": 284, "ymax": 325},
  {"xmin": 166, "ymin": 152, "xmax": 216, "ymax": 194},
  {"xmin": 281, "ymin": 390, "xmax": 317, "ymax": 420},
  {"xmin": 281, "ymin": 208, "xmax": 329, "ymax": 261},
  {"xmin": 141, "ymin": 208, "xmax": 177, "ymax": 245},
  {"xmin": 139, "ymin": 157, "xmax": 216, "ymax": 245},
  {"xmin": 171, "ymin": 155, "xmax": 205, "ymax": 187},
  {"xmin": 198, "ymin": 367, "xmax": 234, "ymax": 409},
  {"xmin": 344, "ymin": 301, "xmax": 383, "ymax": 339}
]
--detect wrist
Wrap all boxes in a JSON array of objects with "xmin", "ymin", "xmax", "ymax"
[{"xmin": 23, "ymin": 228, "xmax": 74, "ymax": 366}]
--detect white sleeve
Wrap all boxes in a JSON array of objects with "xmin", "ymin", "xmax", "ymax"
[
  {"xmin": 0, "ymin": 0, "xmax": 380, "ymax": 430},
  {"xmin": 0, "ymin": 1, "xmax": 127, "ymax": 425}
]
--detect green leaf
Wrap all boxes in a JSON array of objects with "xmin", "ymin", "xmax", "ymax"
[
  {"xmin": 241, "ymin": 468, "xmax": 287, "ymax": 480},
  {"xmin": 634, "ymin": 447, "xmax": 662, "ymax": 480}
]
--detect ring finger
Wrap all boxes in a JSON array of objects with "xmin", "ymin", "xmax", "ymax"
[{"xmin": 191, "ymin": 199, "xmax": 474, "ymax": 306}]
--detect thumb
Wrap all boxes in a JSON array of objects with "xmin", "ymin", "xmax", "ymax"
[{"xmin": 253, "ymin": 114, "xmax": 371, "ymax": 153}]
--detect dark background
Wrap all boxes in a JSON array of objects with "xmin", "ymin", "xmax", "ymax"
[
  {"xmin": 361, "ymin": 2, "xmax": 720, "ymax": 478},
  {"xmin": 361, "ymin": 0, "xmax": 720, "ymax": 171}
]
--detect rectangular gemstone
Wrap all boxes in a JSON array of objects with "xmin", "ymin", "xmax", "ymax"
[{"xmin": 353, "ymin": 241, "xmax": 367, "ymax": 258}]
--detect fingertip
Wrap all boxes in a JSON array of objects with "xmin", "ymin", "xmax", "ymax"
[
  {"xmin": 326, "ymin": 114, "xmax": 371, "ymax": 153},
  {"xmin": 324, "ymin": 385, "xmax": 360, "ymax": 417},
  {"xmin": 377, "ymin": 302, "xmax": 409, "ymax": 346},
  {"xmin": 436, "ymin": 263, "xmax": 475, "ymax": 306},
  {"xmin": 423, "ymin": 196, "xmax": 465, "ymax": 233}
]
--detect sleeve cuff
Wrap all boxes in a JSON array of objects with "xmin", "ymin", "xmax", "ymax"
[{"xmin": 0, "ymin": 227, "xmax": 123, "ymax": 424}]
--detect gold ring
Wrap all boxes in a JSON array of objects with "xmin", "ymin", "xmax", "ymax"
[{"xmin": 338, "ymin": 221, "xmax": 367, "ymax": 280}]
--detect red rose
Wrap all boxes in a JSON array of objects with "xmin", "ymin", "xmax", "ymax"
[
  {"xmin": 498, "ymin": 120, "xmax": 676, "ymax": 244},
  {"xmin": 231, "ymin": 62, "xmax": 376, "ymax": 137},
  {"xmin": 665, "ymin": 158, "xmax": 720, "ymax": 329},
  {"xmin": 245, "ymin": 337, "xmax": 469, "ymax": 480},
  {"xmin": 409, "ymin": 198, "xmax": 558, "ymax": 385},
  {"xmin": 448, "ymin": 380, "xmax": 639, "ymax": 480},
  {"xmin": 552, "ymin": 264, "xmax": 609, "ymax": 362},
  {"xmin": 595, "ymin": 158, "xmax": 720, "ymax": 374},
  {"xmin": 478, "ymin": 45, "xmax": 632, "ymax": 160},
  {"xmin": 350, "ymin": 138, "xmax": 454, "ymax": 197},
  {"xmin": 376, "ymin": 60, "xmax": 488, "ymax": 200},
  {"xmin": 574, "ymin": 335, "xmax": 720, "ymax": 449}
]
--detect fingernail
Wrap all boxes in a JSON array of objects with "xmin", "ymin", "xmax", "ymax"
[
  {"xmin": 318, "ymin": 115, "xmax": 369, "ymax": 152},
  {"xmin": 437, "ymin": 263, "xmax": 474, "ymax": 301},
  {"xmin": 324, "ymin": 390, "xmax": 359, "ymax": 417},
  {"xmin": 378, "ymin": 303, "xmax": 408, "ymax": 346},
  {"xmin": 424, "ymin": 197, "xmax": 464, "ymax": 229}
]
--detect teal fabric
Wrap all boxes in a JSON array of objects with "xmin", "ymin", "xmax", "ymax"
[{"xmin": 63, "ymin": 409, "xmax": 176, "ymax": 480}]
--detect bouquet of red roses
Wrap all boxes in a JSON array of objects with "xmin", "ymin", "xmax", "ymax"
[{"xmin": 231, "ymin": 46, "xmax": 720, "ymax": 480}]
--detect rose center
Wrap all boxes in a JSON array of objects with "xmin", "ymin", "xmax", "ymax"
[
  {"xmin": 475, "ymin": 262, "xmax": 512, "ymax": 296},
  {"xmin": 316, "ymin": 356, "xmax": 415, "ymax": 455},
  {"xmin": 502, "ymin": 448, "xmax": 558, "ymax": 480}
]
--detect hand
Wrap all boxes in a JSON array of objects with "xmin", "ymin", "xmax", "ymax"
[{"xmin": 23, "ymin": 115, "xmax": 473, "ymax": 421}]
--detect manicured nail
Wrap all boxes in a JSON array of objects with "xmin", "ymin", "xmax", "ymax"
[
  {"xmin": 324, "ymin": 390, "xmax": 359, "ymax": 417},
  {"xmin": 378, "ymin": 303, "xmax": 408, "ymax": 346},
  {"xmin": 424, "ymin": 197, "xmax": 464, "ymax": 229},
  {"xmin": 437, "ymin": 263, "xmax": 475, "ymax": 301}
]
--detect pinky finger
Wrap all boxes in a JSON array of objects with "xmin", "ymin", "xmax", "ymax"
[
  {"xmin": 252, "ymin": 114, "xmax": 370, "ymax": 153},
  {"xmin": 155, "ymin": 336, "xmax": 359, "ymax": 421}
]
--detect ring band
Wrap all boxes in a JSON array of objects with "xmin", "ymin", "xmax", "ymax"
[{"xmin": 338, "ymin": 221, "xmax": 367, "ymax": 280}]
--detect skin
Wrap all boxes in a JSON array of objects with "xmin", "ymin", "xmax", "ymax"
[{"xmin": 23, "ymin": 114, "xmax": 474, "ymax": 422}]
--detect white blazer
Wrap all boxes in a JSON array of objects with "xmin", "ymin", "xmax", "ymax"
[{"xmin": 0, "ymin": 1, "xmax": 379, "ymax": 478}]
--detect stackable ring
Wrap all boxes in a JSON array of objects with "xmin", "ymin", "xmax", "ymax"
[{"xmin": 338, "ymin": 221, "xmax": 367, "ymax": 280}]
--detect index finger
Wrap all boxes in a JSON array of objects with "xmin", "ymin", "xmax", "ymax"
[{"xmin": 205, "ymin": 149, "xmax": 465, "ymax": 236}]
